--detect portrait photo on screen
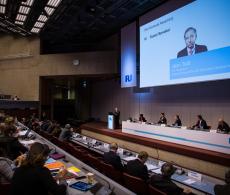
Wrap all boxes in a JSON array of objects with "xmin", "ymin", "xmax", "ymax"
[{"xmin": 140, "ymin": 0, "xmax": 230, "ymax": 87}]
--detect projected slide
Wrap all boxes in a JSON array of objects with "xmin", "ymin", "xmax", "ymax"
[{"xmin": 140, "ymin": 0, "xmax": 230, "ymax": 87}]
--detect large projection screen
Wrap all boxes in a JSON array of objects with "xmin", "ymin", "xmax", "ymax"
[{"xmin": 139, "ymin": 0, "xmax": 230, "ymax": 88}]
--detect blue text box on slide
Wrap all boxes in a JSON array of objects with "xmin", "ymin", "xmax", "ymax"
[{"xmin": 170, "ymin": 46, "xmax": 230, "ymax": 80}]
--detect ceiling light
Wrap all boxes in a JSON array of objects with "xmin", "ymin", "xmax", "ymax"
[
  {"xmin": 0, "ymin": 6, "xmax": 5, "ymax": 14},
  {"xmin": 16, "ymin": 14, "xmax": 27, "ymax": 21},
  {"xmin": 45, "ymin": 6, "xmax": 55, "ymax": 15},
  {"xmin": 0, "ymin": 0, "xmax": 7, "ymax": 5},
  {"xmin": 31, "ymin": 27, "xmax": 40, "ymax": 33},
  {"xmin": 38, "ymin": 15, "xmax": 48, "ymax": 22},
  {"xmin": 47, "ymin": 0, "xmax": 62, "ymax": 7},
  {"xmin": 21, "ymin": 0, "xmax": 34, "ymax": 6},
  {"xmin": 19, "ymin": 6, "xmax": 30, "ymax": 14},
  {"xmin": 34, "ymin": 21, "xmax": 44, "ymax": 28}
]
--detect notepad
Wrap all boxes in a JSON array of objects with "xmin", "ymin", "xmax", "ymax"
[
  {"xmin": 45, "ymin": 158, "xmax": 56, "ymax": 164},
  {"xmin": 145, "ymin": 163, "xmax": 158, "ymax": 171},
  {"xmin": 123, "ymin": 156, "xmax": 137, "ymax": 161},
  {"xmin": 44, "ymin": 161, "xmax": 65, "ymax": 170},
  {"xmin": 183, "ymin": 178, "xmax": 196, "ymax": 185},
  {"xmin": 67, "ymin": 166, "xmax": 81, "ymax": 173}
]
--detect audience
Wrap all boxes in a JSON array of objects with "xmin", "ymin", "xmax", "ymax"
[
  {"xmin": 0, "ymin": 124, "xmax": 27, "ymax": 160},
  {"xmin": 103, "ymin": 142, "xmax": 123, "ymax": 171},
  {"xmin": 59, "ymin": 124, "xmax": 73, "ymax": 141},
  {"xmin": 150, "ymin": 162, "xmax": 191, "ymax": 195},
  {"xmin": 192, "ymin": 115, "xmax": 208, "ymax": 130},
  {"xmin": 217, "ymin": 118, "xmax": 230, "ymax": 133},
  {"xmin": 11, "ymin": 142, "xmax": 67, "ymax": 195},
  {"xmin": 126, "ymin": 151, "xmax": 149, "ymax": 181},
  {"xmin": 139, "ymin": 114, "xmax": 147, "ymax": 122},
  {"xmin": 214, "ymin": 170, "xmax": 230, "ymax": 195},
  {"xmin": 158, "ymin": 113, "xmax": 167, "ymax": 124},
  {"xmin": 0, "ymin": 148, "xmax": 25, "ymax": 184}
]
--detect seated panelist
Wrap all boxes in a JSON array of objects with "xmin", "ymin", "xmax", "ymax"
[
  {"xmin": 217, "ymin": 118, "xmax": 230, "ymax": 133},
  {"xmin": 192, "ymin": 115, "xmax": 208, "ymax": 130},
  {"xmin": 172, "ymin": 115, "xmax": 182, "ymax": 127},
  {"xmin": 158, "ymin": 113, "xmax": 167, "ymax": 125},
  {"xmin": 139, "ymin": 114, "xmax": 147, "ymax": 122}
]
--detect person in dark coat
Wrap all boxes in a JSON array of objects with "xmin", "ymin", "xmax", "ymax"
[
  {"xmin": 126, "ymin": 151, "xmax": 149, "ymax": 181},
  {"xmin": 103, "ymin": 142, "xmax": 123, "ymax": 171}
]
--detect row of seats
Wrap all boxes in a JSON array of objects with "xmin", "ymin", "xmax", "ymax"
[{"xmin": 38, "ymin": 130, "xmax": 167, "ymax": 195}]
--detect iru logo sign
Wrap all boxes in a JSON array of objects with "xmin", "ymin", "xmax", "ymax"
[{"xmin": 125, "ymin": 74, "xmax": 132, "ymax": 83}]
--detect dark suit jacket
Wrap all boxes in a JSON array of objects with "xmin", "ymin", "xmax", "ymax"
[
  {"xmin": 217, "ymin": 121, "xmax": 230, "ymax": 133},
  {"xmin": 126, "ymin": 159, "xmax": 148, "ymax": 181},
  {"xmin": 177, "ymin": 44, "xmax": 207, "ymax": 58},
  {"xmin": 173, "ymin": 119, "xmax": 182, "ymax": 127},
  {"xmin": 158, "ymin": 116, "xmax": 167, "ymax": 124},
  {"xmin": 214, "ymin": 184, "xmax": 230, "ymax": 195},
  {"xmin": 150, "ymin": 174, "xmax": 183, "ymax": 195},
  {"xmin": 194, "ymin": 119, "xmax": 208, "ymax": 129},
  {"xmin": 103, "ymin": 151, "xmax": 123, "ymax": 171}
]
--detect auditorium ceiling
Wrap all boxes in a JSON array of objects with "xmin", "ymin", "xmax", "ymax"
[{"xmin": 0, "ymin": 0, "xmax": 166, "ymax": 53}]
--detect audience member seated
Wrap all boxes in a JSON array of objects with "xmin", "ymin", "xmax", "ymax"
[
  {"xmin": 217, "ymin": 118, "xmax": 230, "ymax": 134},
  {"xmin": 0, "ymin": 124, "xmax": 27, "ymax": 160},
  {"xmin": 51, "ymin": 124, "xmax": 62, "ymax": 138},
  {"xmin": 40, "ymin": 120, "xmax": 52, "ymax": 132},
  {"xmin": 0, "ymin": 148, "xmax": 25, "ymax": 184},
  {"xmin": 191, "ymin": 115, "xmax": 208, "ymax": 130},
  {"xmin": 59, "ymin": 124, "xmax": 73, "ymax": 141},
  {"xmin": 103, "ymin": 142, "xmax": 123, "ymax": 171},
  {"xmin": 172, "ymin": 115, "xmax": 182, "ymax": 127},
  {"xmin": 150, "ymin": 162, "xmax": 191, "ymax": 195},
  {"xmin": 11, "ymin": 142, "xmax": 67, "ymax": 195},
  {"xmin": 126, "ymin": 151, "xmax": 149, "ymax": 181},
  {"xmin": 214, "ymin": 170, "xmax": 230, "ymax": 195},
  {"xmin": 139, "ymin": 114, "xmax": 147, "ymax": 122},
  {"xmin": 158, "ymin": 113, "xmax": 167, "ymax": 125}
]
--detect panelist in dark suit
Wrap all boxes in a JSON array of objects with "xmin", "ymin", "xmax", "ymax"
[
  {"xmin": 114, "ymin": 107, "xmax": 120, "ymax": 129},
  {"xmin": 158, "ymin": 113, "xmax": 167, "ymax": 125},
  {"xmin": 126, "ymin": 151, "xmax": 149, "ymax": 181},
  {"xmin": 192, "ymin": 115, "xmax": 208, "ymax": 130},
  {"xmin": 172, "ymin": 115, "xmax": 182, "ymax": 127},
  {"xmin": 217, "ymin": 118, "xmax": 230, "ymax": 133},
  {"xmin": 103, "ymin": 142, "xmax": 123, "ymax": 171},
  {"xmin": 177, "ymin": 27, "xmax": 207, "ymax": 58},
  {"xmin": 214, "ymin": 170, "xmax": 230, "ymax": 195},
  {"xmin": 139, "ymin": 114, "xmax": 147, "ymax": 122},
  {"xmin": 150, "ymin": 162, "xmax": 191, "ymax": 195}
]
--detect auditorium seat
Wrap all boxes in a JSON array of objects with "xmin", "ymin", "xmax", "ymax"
[
  {"xmin": 149, "ymin": 184, "xmax": 167, "ymax": 195},
  {"xmin": 0, "ymin": 183, "xmax": 11, "ymax": 195},
  {"xmin": 123, "ymin": 172, "xmax": 148, "ymax": 195},
  {"xmin": 101, "ymin": 162, "xmax": 123, "ymax": 184}
]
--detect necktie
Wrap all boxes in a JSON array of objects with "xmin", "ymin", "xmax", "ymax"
[{"xmin": 189, "ymin": 48, "xmax": 193, "ymax": 55}]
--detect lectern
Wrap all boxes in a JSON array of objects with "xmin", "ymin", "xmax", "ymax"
[{"xmin": 108, "ymin": 113, "xmax": 115, "ymax": 129}]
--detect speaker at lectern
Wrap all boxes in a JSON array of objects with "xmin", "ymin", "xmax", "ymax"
[{"xmin": 108, "ymin": 112, "xmax": 115, "ymax": 129}]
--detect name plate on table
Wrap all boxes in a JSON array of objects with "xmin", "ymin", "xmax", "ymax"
[
  {"xmin": 158, "ymin": 160, "xmax": 165, "ymax": 167},
  {"xmin": 117, "ymin": 148, "xmax": 124, "ymax": 154},
  {"xmin": 91, "ymin": 139, "xmax": 97, "ymax": 144},
  {"xmin": 210, "ymin": 130, "xmax": 217, "ymax": 133},
  {"xmin": 104, "ymin": 143, "xmax": 110, "ymax": 149},
  {"xmin": 188, "ymin": 171, "xmax": 202, "ymax": 181},
  {"xmin": 160, "ymin": 124, "xmax": 166, "ymax": 127}
]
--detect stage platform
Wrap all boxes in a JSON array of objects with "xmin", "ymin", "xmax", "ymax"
[{"xmin": 80, "ymin": 122, "xmax": 230, "ymax": 167}]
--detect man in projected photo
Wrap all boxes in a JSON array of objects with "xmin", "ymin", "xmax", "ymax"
[{"xmin": 177, "ymin": 27, "xmax": 207, "ymax": 58}]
